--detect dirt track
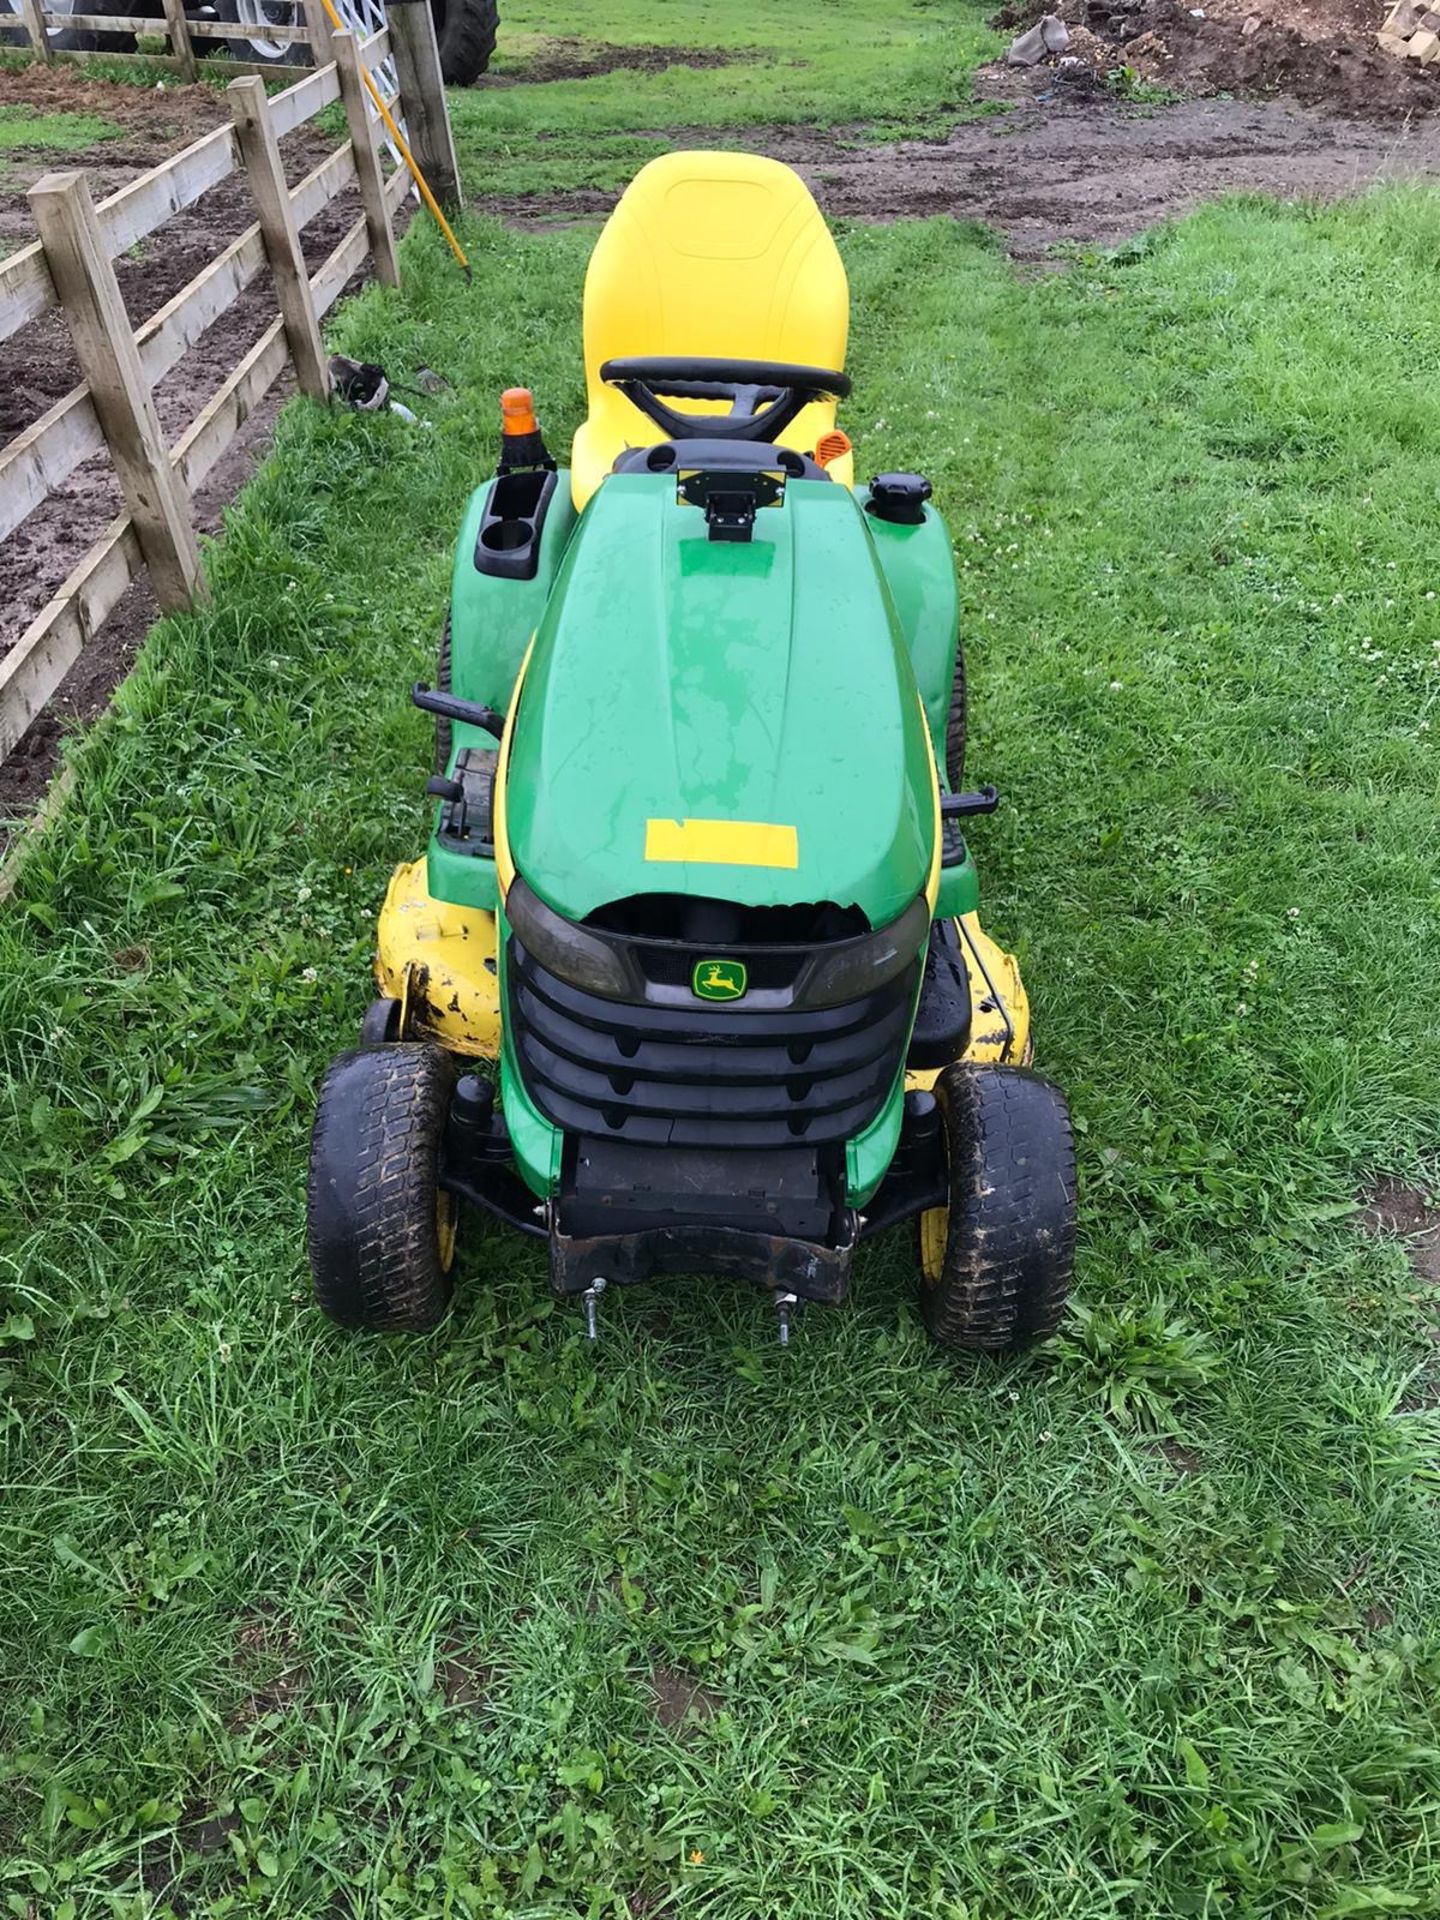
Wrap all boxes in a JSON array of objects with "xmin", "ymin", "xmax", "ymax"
[{"xmin": 473, "ymin": 68, "xmax": 1440, "ymax": 257}]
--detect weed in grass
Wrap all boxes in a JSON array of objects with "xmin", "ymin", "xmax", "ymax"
[{"xmin": 2, "ymin": 125, "xmax": 1440, "ymax": 1920}]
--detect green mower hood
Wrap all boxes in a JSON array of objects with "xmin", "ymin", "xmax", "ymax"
[{"xmin": 503, "ymin": 473, "xmax": 936, "ymax": 929}]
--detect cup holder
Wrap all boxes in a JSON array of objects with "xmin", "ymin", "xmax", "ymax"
[
  {"xmin": 480, "ymin": 518, "xmax": 532, "ymax": 554},
  {"xmin": 474, "ymin": 466, "xmax": 558, "ymax": 580}
]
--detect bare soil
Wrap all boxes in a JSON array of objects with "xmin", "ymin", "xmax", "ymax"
[
  {"xmin": 646, "ymin": 1662, "xmax": 722, "ymax": 1731},
  {"xmin": 996, "ymin": 0, "xmax": 1440, "ymax": 115},
  {"xmin": 0, "ymin": 64, "xmax": 381, "ymax": 830},
  {"xmin": 1358, "ymin": 1175, "xmax": 1440, "ymax": 1284},
  {"xmin": 474, "ymin": 70, "xmax": 1440, "ymax": 257},
  {"xmin": 475, "ymin": 38, "xmax": 751, "ymax": 87}
]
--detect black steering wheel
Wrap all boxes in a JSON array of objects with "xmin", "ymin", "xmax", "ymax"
[{"xmin": 600, "ymin": 356, "xmax": 851, "ymax": 445}]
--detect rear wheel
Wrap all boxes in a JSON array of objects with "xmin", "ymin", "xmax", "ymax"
[
  {"xmin": 215, "ymin": 0, "xmax": 307, "ymax": 67},
  {"xmin": 919, "ymin": 1062, "xmax": 1075, "ymax": 1351},
  {"xmin": 308, "ymin": 1043, "xmax": 460, "ymax": 1331},
  {"xmin": 433, "ymin": 616, "xmax": 452, "ymax": 774},
  {"xmin": 3, "ymin": 0, "xmax": 140, "ymax": 50},
  {"xmin": 945, "ymin": 641, "xmax": 967, "ymax": 789},
  {"xmin": 433, "ymin": 0, "xmax": 497, "ymax": 83}
]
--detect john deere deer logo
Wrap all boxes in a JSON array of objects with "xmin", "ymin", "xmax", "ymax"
[{"xmin": 693, "ymin": 959, "xmax": 747, "ymax": 1002}]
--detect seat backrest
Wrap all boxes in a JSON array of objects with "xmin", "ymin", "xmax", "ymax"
[{"xmin": 572, "ymin": 151, "xmax": 849, "ymax": 507}]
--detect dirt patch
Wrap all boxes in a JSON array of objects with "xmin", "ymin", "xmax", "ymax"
[
  {"xmin": 436, "ymin": 1636, "xmax": 492, "ymax": 1711},
  {"xmin": 228, "ymin": 1611, "xmax": 310, "ymax": 1729},
  {"xmin": 0, "ymin": 60, "xmax": 229, "ymax": 140},
  {"xmin": 1155, "ymin": 1438, "xmax": 1205, "ymax": 1473},
  {"xmin": 996, "ymin": 0, "xmax": 1440, "ymax": 115},
  {"xmin": 478, "ymin": 38, "xmax": 751, "ymax": 87},
  {"xmin": 0, "ymin": 64, "xmax": 390, "ymax": 833},
  {"xmin": 646, "ymin": 1663, "xmax": 721, "ymax": 1732},
  {"xmin": 1358, "ymin": 1175, "xmax": 1440, "ymax": 1283},
  {"xmin": 178, "ymin": 1807, "xmax": 242, "ymax": 1856},
  {"xmin": 474, "ymin": 83, "xmax": 1440, "ymax": 259}
]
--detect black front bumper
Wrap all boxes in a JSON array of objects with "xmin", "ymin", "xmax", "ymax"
[
  {"xmin": 550, "ymin": 1133, "xmax": 857, "ymax": 1302},
  {"xmin": 550, "ymin": 1217, "xmax": 857, "ymax": 1302}
]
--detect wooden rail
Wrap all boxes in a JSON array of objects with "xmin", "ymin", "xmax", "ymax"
[
  {"xmin": 0, "ymin": 1, "xmax": 462, "ymax": 770},
  {"xmin": 19, "ymin": 0, "xmax": 319, "ymax": 79}
]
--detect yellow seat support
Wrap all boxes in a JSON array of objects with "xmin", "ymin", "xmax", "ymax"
[{"xmin": 572, "ymin": 151, "xmax": 852, "ymax": 511}]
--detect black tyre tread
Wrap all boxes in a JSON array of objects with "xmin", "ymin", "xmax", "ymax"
[
  {"xmin": 52, "ymin": 0, "xmax": 139, "ymax": 50},
  {"xmin": 945, "ymin": 641, "xmax": 967, "ymax": 791},
  {"xmin": 436, "ymin": 0, "xmax": 498, "ymax": 84},
  {"xmin": 923, "ymin": 1063, "xmax": 1075, "ymax": 1352},
  {"xmin": 434, "ymin": 616, "xmax": 452, "ymax": 774},
  {"xmin": 307, "ymin": 1044, "xmax": 458, "ymax": 1332}
]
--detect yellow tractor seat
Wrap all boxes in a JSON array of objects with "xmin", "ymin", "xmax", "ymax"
[{"xmin": 571, "ymin": 150, "xmax": 852, "ymax": 511}]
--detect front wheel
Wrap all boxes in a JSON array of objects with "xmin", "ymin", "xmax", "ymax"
[
  {"xmin": 919, "ymin": 1063, "xmax": 1075, "ymax": 1351},
  {"xmin": 307, "ymin": 1043, "xmax": 460, "ymax": 1331}
]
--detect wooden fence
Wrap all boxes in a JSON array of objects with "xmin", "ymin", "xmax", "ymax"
[
  {"xmin": 0, "ymin": 0, "xmax": 463, "ymax": 771},
  {"xmin": 12, "ymin": 0, "xmax": 342, "ymax": 84}
]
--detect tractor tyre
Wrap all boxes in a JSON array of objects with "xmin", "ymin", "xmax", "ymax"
[
  {"xmin": 42, "ymin": 0, "xmax": 139, "ymax": 52},
  {"xmin": 919, "ymin": 1062, "xmax": 1075, "ymax": 1352},
  {"xmin": 307, "ymin": 1043, "xmax": 460, "ymax": 1332},
  {"xmin": 945, "ymin": 641, "xmax": 967, "ymax": 790},
  {"xmin": 214, "ymin": 0, "xmax": 308, "ymax": 68},
  {"xmin": 433, "ymin": 615, "xmax": 452, "ymax": 774},
  {"xmin": 433, "ymin": 0, "xmax": 498, "ymax": 83}
]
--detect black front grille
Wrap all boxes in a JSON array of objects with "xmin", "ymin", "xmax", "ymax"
[{"xmin": 508, "ymin": 940, "xmax": 915, "ymax": 1150}]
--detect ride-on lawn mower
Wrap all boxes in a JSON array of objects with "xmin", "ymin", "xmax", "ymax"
[{"xmin": 307, "ymin": 151, "xmax": 1077, "ymax": 1350}]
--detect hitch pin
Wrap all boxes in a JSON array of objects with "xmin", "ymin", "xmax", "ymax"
[
  {"xmin": 775, "ymin": 1292, "xmax": 798, "ymax": 1348},
  {"xmin": 583, "ymin": 1276, "xmax": 607, "ymax": 1341}
]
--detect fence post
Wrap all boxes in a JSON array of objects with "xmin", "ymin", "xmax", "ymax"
[
  {"xmin": 28, "ymin": 171, "xmax": 205, "ymax": 611},
  {"xmin": 384, "ymin": 0, "xmax": 460, "ymax": 211},
  {"xmin": 301, "ymin": 0, "xmax": 334, "ymax": 65},
  {"xmin": 158, "ymin": 0, "xmax": 199, "ymax": 82},
  {"xmin": 333, "ymin": 28, "xmax": 399, "ymax": 287},
  {"xmin": 228, "ymin": 77, "xmax": 330, "ymax": 401},
  {"xmin": 17, "ymin": 0, "xmax": 53, "ymax": 64}
]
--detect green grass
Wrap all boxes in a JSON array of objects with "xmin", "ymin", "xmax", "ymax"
[
  {"xmin": 2, "ymin": 186, "xmax": 1440, "ymax": 1916},
  {"xmin": 0, "ymin": 99, "xmax": 123, "ymax": 151},
  {"xmin": 447, "ymin": 0, "xmax": 1003, "ymax": 200}
]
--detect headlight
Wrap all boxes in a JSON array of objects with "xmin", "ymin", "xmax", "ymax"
[
  {"xmin": 507, "ymin": 876, "xmax": 929, "ymax": 1010},
  {"xmin": 798, "ymin": 893, "xmax": 930, "ymax": 1008},
  {"xmin": 505, "ymin": 877, "xmax": 637, "ymax": 999}
]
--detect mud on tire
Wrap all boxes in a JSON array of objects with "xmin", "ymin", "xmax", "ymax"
[
  {"xmin": 921, "ymin": 1062, "xmax": 1076, "ymax": 1351},
  {"xmin": 307, "ymin": 1042, "xmax": 459, "ymax": 1332}
]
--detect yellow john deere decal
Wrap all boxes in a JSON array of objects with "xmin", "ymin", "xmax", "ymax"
[
  {"xmin": 693, "ymin": 958, "xmax": 748, "ymax": 1002},
  {"xmin": 644, "ymin": 818, "xmax": 799, "ymax": 869}
]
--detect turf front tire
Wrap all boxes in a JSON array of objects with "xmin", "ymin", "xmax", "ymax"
[
  {"xmin": 919, "ymin": 1062, "xmax": 1075, "ymax": 1351},
  {"xmin": 433, "ymin": 0, "xmax": 498, "ymax": 83},
  {"xmin": 307, "ymin": 1043, "xmax": 460, "ymax": 1332}
]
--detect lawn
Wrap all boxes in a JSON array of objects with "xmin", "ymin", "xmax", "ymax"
[
  {"xmin": 3, "ymin": 11, "xmax": 1440, "ymax": 1919},
  {"xmin": 445, "ymin": 0, "xmax": 1003, "ymax": 199}
]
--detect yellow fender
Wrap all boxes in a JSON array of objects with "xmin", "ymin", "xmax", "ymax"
[{"xmin": 374, "ymin": 860, "xmax": 501, "ymax": 1058}]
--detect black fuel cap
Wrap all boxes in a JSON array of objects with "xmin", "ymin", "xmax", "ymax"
[{"xmin": 867, "ymin": 472, "xmax": 932, "ymax": 525}]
